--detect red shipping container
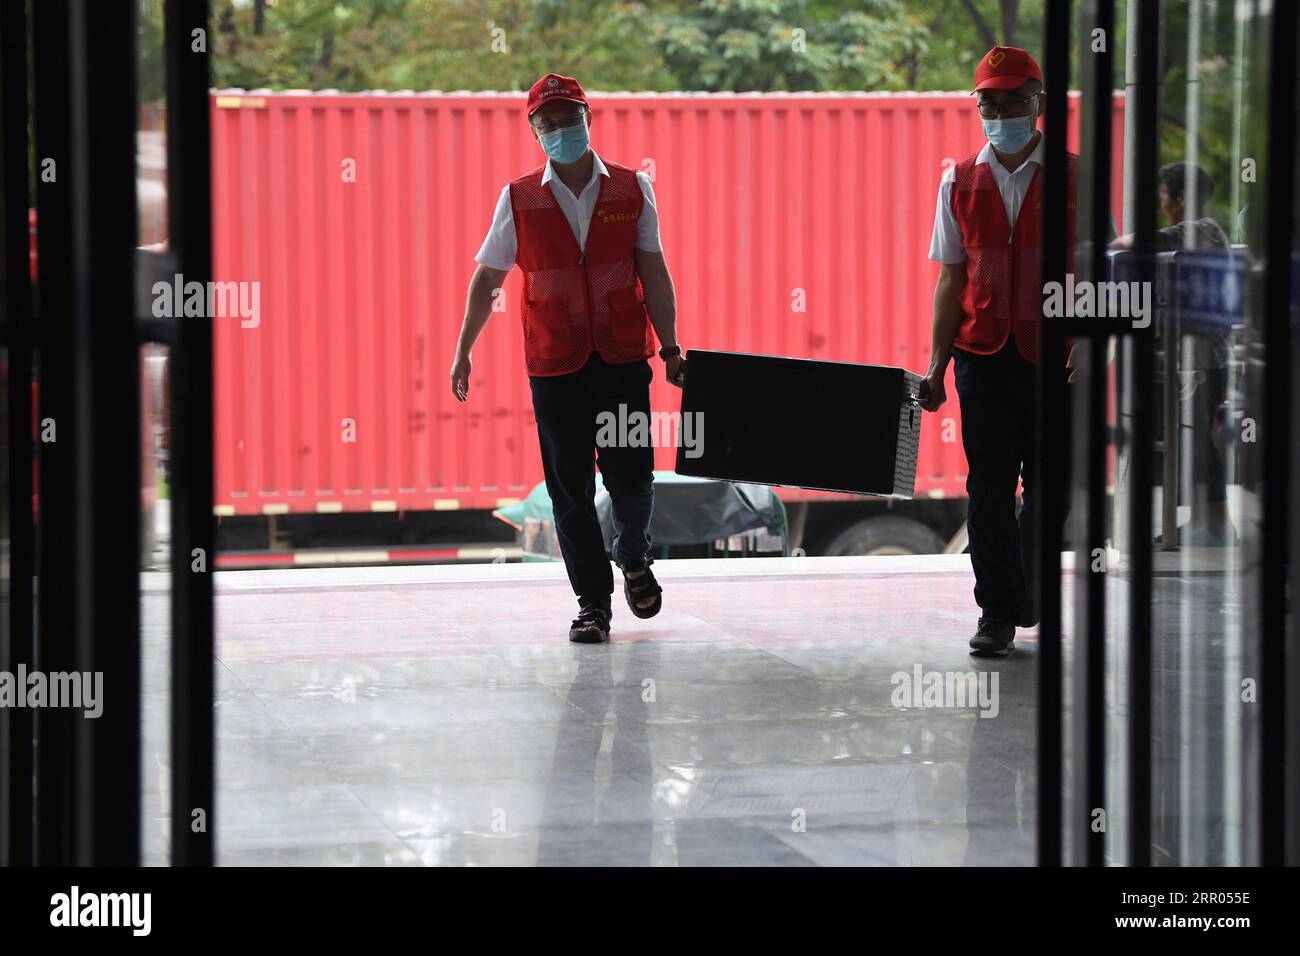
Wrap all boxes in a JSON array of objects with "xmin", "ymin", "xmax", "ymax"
[{"xmin": 211, "ymin": 91, "xmax": 1124, "ymax": 517}]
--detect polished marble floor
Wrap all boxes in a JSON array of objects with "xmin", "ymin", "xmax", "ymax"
[
  {"xmin": 138, "ymin": 555, "xmax": 1048, "ymax": 865},
  {"xmin": 137, "ymin": 551, "xmax": 1256, "ymax": 866}
]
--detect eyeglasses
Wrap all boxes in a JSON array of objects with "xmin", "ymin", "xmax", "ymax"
[
  {"xmin": 532, "ymin": 111, "xmax": 586, "ymax": 135},
  {"xmin": 977, "ymin": 95, "xmax": 1039, "ymax": 119}
]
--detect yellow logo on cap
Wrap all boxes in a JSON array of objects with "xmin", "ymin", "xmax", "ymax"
[{"xmin": 988, "ymin": 51, "xmax": 1006, "ymax": 68}]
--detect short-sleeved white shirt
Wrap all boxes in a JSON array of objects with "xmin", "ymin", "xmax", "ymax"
[
  {"xmin": 475, "ymin": 150, "xmax": 662, "ymax": 271},
  {"xmin": 928, "ymin": 134, "xmax": 1046, "ymax": 264}
]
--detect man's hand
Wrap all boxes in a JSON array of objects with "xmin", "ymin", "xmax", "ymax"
[
  {"xmin": 924, "ymin": 263, "xmax": 963, "ymax": 413},
  {"xmin": 918, "ymin": 369, "xmax": 946, "ymax": 412},
  {"xmin": 664, "ymin": 354, "xmax": 686, "ymax": 388},
  {"xmin": 1066, "ymin": 344, "xmax": 1078, "ymax": 383},
  {"xmin": 451, "ymin": 351, "xmax": 472, "ymax": 402},
  {"xmin": 451, "ymin": 264, "xmax": 507, "ymax": 402}
]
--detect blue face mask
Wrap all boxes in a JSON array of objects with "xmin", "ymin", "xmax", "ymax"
[
  {"xmin": 982, "ymin": 114, "xmax": 1037, "ymax": 153},
  {"xmin": 539, "ymin": 121, "xmax": 590, "ymax": 165}
]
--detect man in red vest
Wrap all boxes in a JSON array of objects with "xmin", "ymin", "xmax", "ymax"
[
  {"xmin": 451, "ymin": 73, "xmax": 684, "ymax": 644},
  {"xmin": 919, "ymin": 47, "xmax": 1076, "ymax": 656}
]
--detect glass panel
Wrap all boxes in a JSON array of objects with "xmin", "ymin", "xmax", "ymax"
[
  {"xmin": 0, "ymin": 200, "xmax": 10, "ymax": 871},
  {"xmin": 140, "ymin": 343, "xmax": 171, "ymax": 865},
  {"xmin": 137, "ymin": 0, "xmax": 169, "ymax": 249},
  {"xmin": 1145, "ymin": 0, "xmax": 1259, "ymax": 867},
  {"xmin": 1101, "ymin": 0, "xmax": 1265, "ymax": 866},
  {"xmin": 137, "ymin": 0, "xmax": 171, "ymax": 866}
]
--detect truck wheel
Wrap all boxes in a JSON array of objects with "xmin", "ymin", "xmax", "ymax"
[{"xmin": 822, "ymin": 516, "xmax": 946, "ymax": 556}]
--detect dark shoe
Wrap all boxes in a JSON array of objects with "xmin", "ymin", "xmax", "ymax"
[
  {"xmin": 969, "ymin": 615, "xmax": 1016, "ymax": 656},
  {"xmin": 619, "ymin": 560, "xmax": 663, "ymax": 619},
  {"xmin": 568, "ymin": 603, "xmax": 611, "ymax": 644}
]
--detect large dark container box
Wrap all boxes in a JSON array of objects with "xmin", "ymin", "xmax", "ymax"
[{"xmin": 674, "ymin": 350, "xmax": 923, "ymax": 499}]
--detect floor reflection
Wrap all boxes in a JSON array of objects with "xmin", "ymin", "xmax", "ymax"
[{"xmin": 186, "ymin": 556, "xmax": 1244, "ymax": 866}]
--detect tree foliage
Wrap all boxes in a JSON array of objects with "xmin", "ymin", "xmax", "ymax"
[{"xmin": 211, "ymin": 0, "xmax": 933, "ymax": 93}]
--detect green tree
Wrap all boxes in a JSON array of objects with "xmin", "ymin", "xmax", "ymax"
[
  {"xmin": 211, "ymin": 0, "xmax": 928, "ymax": 93},
  {"xmin": 639, "ymin": 0, "xmax": 925, "ymax": 91},
  {"xmin": 211, "ymin": 0, "xmax": 669, "ymax": 92}
]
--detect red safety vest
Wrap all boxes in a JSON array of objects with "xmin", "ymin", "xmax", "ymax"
[
  {"xmin": 509, "ymin": 160, "xmax": 654, "ymax": 376},
  {"xmin": 950, "ymin": 149, "xmax": 1078, "ymax": 363}
]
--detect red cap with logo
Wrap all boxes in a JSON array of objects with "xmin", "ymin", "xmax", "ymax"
[
  {"xmin": 527, "ymin": 73, "xmax": 589, "ymax": 117},
  {"xmin": 972, "ymin": 46, "xmax": 1042, "ymax": 93}
]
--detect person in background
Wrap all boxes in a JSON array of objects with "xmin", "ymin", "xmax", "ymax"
[
  {"xmin": 1115, "ymin": 161, "xmax": 1236, "ymax": 545},
  {"xmin": 919, "ymin": 46, "xmax": 1077, "ymax": 657},
  {"xmin": 451, "ymin": 73, "xmax": 685, "ymax": 644}
]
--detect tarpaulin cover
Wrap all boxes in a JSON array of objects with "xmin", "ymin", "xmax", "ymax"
[{"xmin": 493, "ymin": 471, "xmax": 787, "ymax": 562}]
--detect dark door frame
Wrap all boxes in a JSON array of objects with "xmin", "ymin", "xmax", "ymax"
[{"xmin": 1, "ymin": 0, "xmax": 215, "ymax": 867}]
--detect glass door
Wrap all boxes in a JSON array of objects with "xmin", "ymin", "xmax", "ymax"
[{"xmin": 1043, "ymin": 0, "xmax": 1298, "ymax": 867}]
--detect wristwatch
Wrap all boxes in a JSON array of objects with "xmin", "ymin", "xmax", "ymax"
[{"xmin": 658, "ymin": 345, "xmax": 682, "ymax": 360}]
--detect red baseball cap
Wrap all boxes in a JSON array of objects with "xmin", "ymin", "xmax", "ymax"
[
  {"xmin": 527, "ymin": 73, "xmax": 589, "ymax": 117},
  {"xmin": 972, "ymin": 46, "xmax": 1042, "ymax": 93}
]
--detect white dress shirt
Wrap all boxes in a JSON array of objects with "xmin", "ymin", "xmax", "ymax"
[
  {"xmin": 928, "ymin": 133, "xmax": 1046, "ymax": 264},
  {"xmin": 475, "ymin": 150, "xmax": 662, "ymax": 271}
]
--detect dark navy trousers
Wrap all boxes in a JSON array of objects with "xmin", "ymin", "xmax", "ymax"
[
  {"xmin": 952, "ymin": 338, "xmax": 1069, "ymax": 623},
  {"xmin": 529, "ymin": 352, "xmax": 655, "ymax": 610}
]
